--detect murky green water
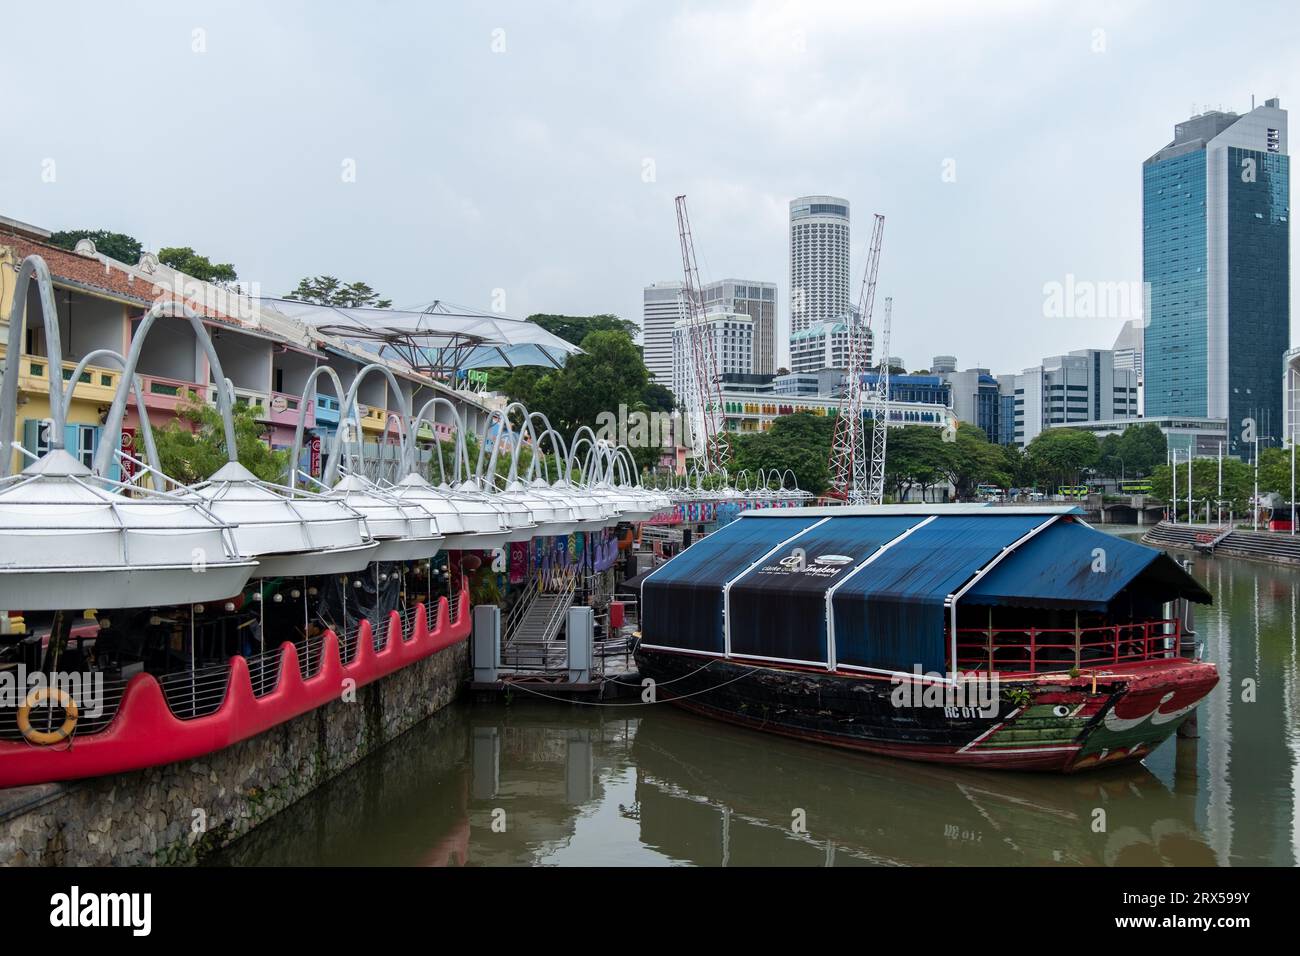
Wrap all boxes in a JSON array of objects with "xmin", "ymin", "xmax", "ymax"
[{"xmin": 216, "ymin": 542, "xmax": 1300, "ymax": 866}]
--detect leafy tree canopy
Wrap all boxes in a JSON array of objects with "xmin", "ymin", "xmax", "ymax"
[
  {"xmin": 158, "ymin": 246, "xmax": 238, "ymax": 285},
  {"xmin": 153, "ymin": 396, "xmax": 289, "ymax": 485},
  {"xmin": 731, "ymin": 412, "xmax": 834, "ymax": 495},
  {"xmin": 1025, "ymin": 428, "xmax": 1100, "ymax": 489},
  {"xmin": 48, "ymin": 229, "xmax": 142, "ymax": 264},
  {"xmin": 641, "ymin": 382, "xmax": 675, "ymax": 413},
  {"xmin": 285, "ymin": 275, "xmax": 392, "ymax": 308},
  {"xmin": 939, "ymin": 422, "xmax": 1011, "ymax": 500},
  {"xmin": 525, "ymin": 313, "xmax": 639, "ymax": 347}
]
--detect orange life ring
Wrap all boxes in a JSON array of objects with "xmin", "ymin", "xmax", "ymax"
[{"xmin": 16, "ymin": 687, "xmax": 78, "ymax": 745}]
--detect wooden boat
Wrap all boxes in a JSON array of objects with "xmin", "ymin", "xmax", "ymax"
[{"xmin": 635, "ymin": 505, "xmax": 1217, "ymax": 773}]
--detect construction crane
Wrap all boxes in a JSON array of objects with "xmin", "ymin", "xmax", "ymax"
[
  {"xmin": 865, "ymin": 297, "xmax": 893, "ymax": 505},
  {"xmin": 674, "ymin": 195, "xmax": 731, "ymax": 472},
  {"xmin": 828, "ymin": 213, "xmax": 885, "ymax": 502}
]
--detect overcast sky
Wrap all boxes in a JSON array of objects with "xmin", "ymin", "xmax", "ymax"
[{"xmin": 3, "ymin": 0, "xmax": 1296, "ymax": 374}]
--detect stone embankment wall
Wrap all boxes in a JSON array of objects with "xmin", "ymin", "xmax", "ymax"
[{"xmin": 0, "ymin": 640, "xmax": 467, "ymax": 866}]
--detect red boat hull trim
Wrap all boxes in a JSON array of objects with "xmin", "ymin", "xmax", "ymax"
[
  {"xmin": 634, "ymin": 647, "xmax": 1219, "ymax": 773},
  {"xmin": 0, "ymin": 590, "xmax": 471, "ymax": 790}
]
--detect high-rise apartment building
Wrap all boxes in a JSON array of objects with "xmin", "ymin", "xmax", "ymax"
[
  {"xmin": 702, "ymin": 279, "xmax": 777, "ymax": 375},
  {"xmin": 1142, "ymin": 99, "xmax": 1289, "ymax": 456},
  {"xmin": 789, "ymin": 196, "xmax": 850, "ymax": 335},
  {"xmin": 671, "ymin": 312, "xmax": 753, "ymax": 408},
  {"xmin": 642, "ymin": 281, "xmax": 684, "ymax": 389},
  {"xmin": 789, "ymin": 318, "xmax": 872, "ymax": 375}
]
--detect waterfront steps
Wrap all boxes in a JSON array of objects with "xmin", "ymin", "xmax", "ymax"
[{"xmin": 1143, "ymin": 521, "xmax": 1300, "ymax": 565}]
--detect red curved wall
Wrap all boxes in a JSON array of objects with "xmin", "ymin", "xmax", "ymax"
[{"xmin": 0, "ymin": 590, "xmax": 471, "ymax": 789}]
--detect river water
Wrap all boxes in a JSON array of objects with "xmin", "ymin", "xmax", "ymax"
[{"xmin": 216, "ymin": 541, "xmax": 1300, "ymax": 867}]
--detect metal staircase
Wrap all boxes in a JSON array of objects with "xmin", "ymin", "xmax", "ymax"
[{"xmin": 501, "ymin": 574, "xmax": 576, "ymax": 671}]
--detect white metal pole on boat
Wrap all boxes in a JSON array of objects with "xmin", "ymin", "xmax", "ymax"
[
  {"xmin": 1292, "ymin": 438, "xmax": 1296, "ymax": 535},
  {"xmin": 1187, "ymin": 447, "xmax": 1192, "ymax": 526}
]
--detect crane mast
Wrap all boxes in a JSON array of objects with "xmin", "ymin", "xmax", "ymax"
[
  {"xmin": 828, "ymin": 213, "xmax": 885, "ymax": 501},
  {"xmin": 674, "ymin": 195, "xmax": 730, "ymax": 472},
  {"xmin": 865, "ymin": 297, "xmax": 893, "ymax": 505}
]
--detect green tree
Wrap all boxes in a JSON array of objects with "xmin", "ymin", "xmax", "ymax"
[
  {"xmin": 524, "ymin": 329, "xmax": 653, "ymax": 469},
  {"xmin": 48, "ymin": 229, "xmax": 142, "ymax": 264},
  {"xmin": 884, "ymin": 426, "xmax": 947, "ymax": 501},
  {"xmin": 154, "ymin": 396, "xmax": 288, "ymax": 484},
  {"xmin": 731, "ymin": 412, "xmax": 834, "ymax": 494},
  {"xmin": 641, "ymin": 381, "xmax": 675, "ymax": 413},
  {"xmin": 1258, "ymin": 447, "xmax": 1300, "ymax": 502},
  {"xmin": 939, "ymin": 422, "xmax": 1010, "ymax": 500},
  {"xmin": 158, "ymin": 246, "xmax": 238, "ymax": 285},
  {"xmin": 1150, "ymin": 456, "xmax": 1253, "ymax": 517},
  {"xmin": 999, "ymin": 442, "xmax": 1035, "ymax": 488},
  {"xmin": 285, "ymin": 275, "xmax": 392, "ymax": 308},
  {"xmin": 1025, "ymin": 429, "xmax": 1100, "ymax": 489},
  {"xmin": 525, "ymin": 313, "xmax": 639, "ymax": 347},
  {"xmin": 1115, "ymin": 423, "xmax": 1168, "ymax": 476}
]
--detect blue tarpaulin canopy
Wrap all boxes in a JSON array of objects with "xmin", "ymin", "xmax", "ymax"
[
  {"xmin": 963, "ymin": 519, "xmax": 1211, "ymax": 611},
  {"xmin": 641, "ymin": 514, "xmax": 824, "ymax": 654},
  {"xmin": 728, "ymin": 515, "xmax": 926, "ymax": 665},
  {"xmin": 831, "ymin": 514, "xmax": 1047, "ymax": 673},
  {"xmin": 639, "ymin": 507, "xmax": 1209, "ymax": 674}
]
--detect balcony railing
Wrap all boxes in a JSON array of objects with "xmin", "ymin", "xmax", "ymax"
[
  {"xmin": 952, "ymin": 619, "xmax": 1182, "ymax": 675},
  {"xmin": 0, "ymin": 347, "xmax": 121, "ymax": 404}
]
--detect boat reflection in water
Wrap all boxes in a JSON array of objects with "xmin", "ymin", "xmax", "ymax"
[{"xmin": 212, "ymin": 702, "xmax": 1215, "ymax": 867}]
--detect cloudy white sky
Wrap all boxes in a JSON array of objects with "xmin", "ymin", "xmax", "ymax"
[{"xmin": 3, "ymin": 0, "xmax": 1296, "ymax": 374}]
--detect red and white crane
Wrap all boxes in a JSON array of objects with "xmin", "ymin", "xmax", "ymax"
[
  {"xmin": 674, "ymin": 195, "xmax": 731, "ymax": 473},
  {"xmin": 828, "ymin": 213, "xmax": 885, "ymax": 503}
]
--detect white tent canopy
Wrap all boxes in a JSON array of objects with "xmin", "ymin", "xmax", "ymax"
[{"xmin": 257, "ymin": 298, "xmax": 581, "ymax": 376}]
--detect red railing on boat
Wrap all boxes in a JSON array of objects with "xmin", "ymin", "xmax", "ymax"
[
  {"xmin": 0, "ymin": 589, "xmax": 471, "ymax": 790},
  {"xmin": 952, "ymin": 619, "xmax": 1182, "ymax": 674}
]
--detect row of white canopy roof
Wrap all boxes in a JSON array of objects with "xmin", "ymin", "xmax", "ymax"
[
  {"xmin": 0, "ymin": 439, "xmax": 817, "ymax": 612},
  {"xmin": 0, "ymin": 253, "xmax": 806, "ymax": 612},
  {"xmin": 0, "ymin": 446, "xmax": 673, "ymax": 611}
]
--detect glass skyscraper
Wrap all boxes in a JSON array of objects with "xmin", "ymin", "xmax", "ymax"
[{"xmin": 1143, "ymin": 99, "xmax": 1290, "ymax": 457}]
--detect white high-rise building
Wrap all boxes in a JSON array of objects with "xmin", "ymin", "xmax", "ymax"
[
  {"xmin": 1009, "ymin": 349, "xmax": 1141, "ymax": 447},
  {"xmin": 672, "ymin": 312, "xmax": 753, "ymax": 405},
  {"xmin": 789, "ymin": 318, "xmax": 871, "ymax": 375},
  {"xmin": 789, "ymin": 196, "xmax": 850, "ymax": 335},
  {"xmin": 642, "ymin": 281, "xmax": 683, "ymax": 388},
  {"xmin": 702, "ymin": 279, "xmax": 777, "ymax": 375}
]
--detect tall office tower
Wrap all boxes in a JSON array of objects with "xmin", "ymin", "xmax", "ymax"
[
  {"xmin": 1143, "ymin": 99, "xmax": 1289, "ymax": 456},
  {"xmin": 642, "ymin": 281, "xmax": 684, "ymax": 389},
  {"xmin": 932, "ymin": 355, "xmax": 958, "ymax": 374},
  {"xmin": 702, "ymin": 279, "xmax": 778, "ymax": 374},
  {"xmin": 789, "ymin": 196, "xmax": 850, "ymax": 335}
]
